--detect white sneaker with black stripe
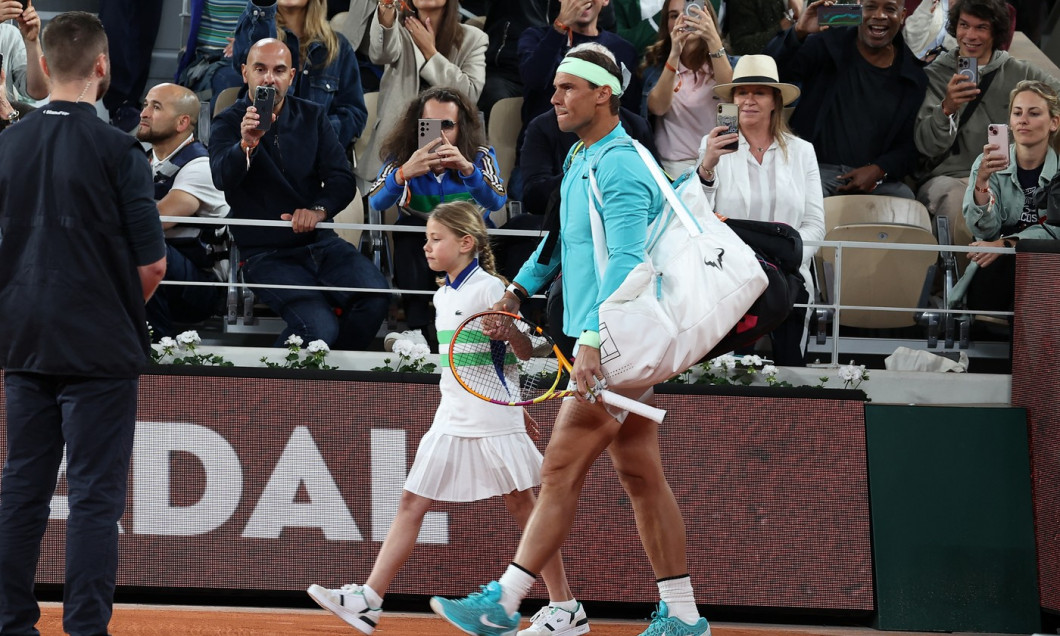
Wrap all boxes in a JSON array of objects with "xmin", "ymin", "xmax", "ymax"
[
  {"xmin": 518, "ymin": 602, "xmax": 591, "ymax": 636},
  {"xmin": 307, "ymin": 583, "xmax": 382, "ymax": 634}
]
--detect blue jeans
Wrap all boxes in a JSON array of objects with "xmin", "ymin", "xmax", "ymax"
[
  {"xmin": 0, "ymin": 373, "xmax": 138, "ymax": 636},
  {"xmin": 145, "ymin": 243, "xmax": 222, "ymax": 339},
  {"xmin": 242, "ymin": 236, "xmax": 390, "ymax": 349}
]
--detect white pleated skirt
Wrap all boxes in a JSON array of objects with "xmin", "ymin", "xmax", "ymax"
[{"xmin": 403, "ymin": 430, "xmax": 543, "ymax": 502}]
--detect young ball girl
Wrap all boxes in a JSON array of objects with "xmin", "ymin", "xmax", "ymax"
[{"xmin": 307, "ymin": 200, "xmax": 590, "ymax": 636}]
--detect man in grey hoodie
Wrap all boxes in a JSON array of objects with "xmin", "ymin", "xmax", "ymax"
[{"xmin": 914, "ymin": 0, "xmax": 1060, "ymax": 249}]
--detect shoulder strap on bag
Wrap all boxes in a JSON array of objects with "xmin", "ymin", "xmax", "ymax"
[{"xmin": 586, "ymin": 139, "xmax": 704, "ymax": 278}]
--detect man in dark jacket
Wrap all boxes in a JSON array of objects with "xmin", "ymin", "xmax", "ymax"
[
  {"xmin": 0, "ymin": 13, "xmax": 167, "ymax": 636},
  {"xmin": 764, "ymin": 0, "xmax": 927, "ymax": 198},
  {"xmin": 210, "ymin": 38, "xmax": 388, "ymax": 350}
]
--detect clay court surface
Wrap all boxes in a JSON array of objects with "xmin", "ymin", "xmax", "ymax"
[{"xmin": 33, "ymin": 603, "xmax": 1015, "ymax": 636}]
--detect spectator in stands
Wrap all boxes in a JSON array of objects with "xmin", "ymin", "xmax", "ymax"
[
  {"xmin": 0, "ymin": 69, "xmax": 31, "ymax": 131},
  {"xmin": 0, "ymin": 1, "xmax": 47, "ymax": 104},
  {"xmin": 137, "ymin": 83, "xmax": 231, "ymax": 339},
  {"xmin": 764, "ymin": 0, "xmax": 927, "ymax": 198},
  {"xmin": 358, "ymin": 0, "xmax": 486, "ymax": 188},
  {"xmin": 367, "ymin": 86, "xmax": 505, "ymax": 346},
  {"xmin": 960, "ymin": 80, "xmax": 1060, "ymax": 311},
  {"xmin": 612, "ymin": 0, "xmax": 665, "ymax": 59},
  {"xmin": 211, "ymin": 38, "xmax": 389, "ymax": 349},
  {"xmin": 99, "ymin": 0, "xmax": 163, "ymax": 131},
  {"xmin": 640, "ymin": 0, "xmax": 733, "ymax": 175},
  {"xmin": 233, "ymin": 0, "xmax": 367, "ymax": 148},
  {"xmin": 726, "ymin": 0, "xmax": 803, "ymax": 55},
  {"xmin": 915, "ymin": 0, "xmax": 1060, "ymax": 250},
  {"xmin": 0, "ymin": 13, "xmax": 166, "ymax": 636},
  {"xmin": 518, "ymin": 0, "xmax": 640, "ymax": 149},
  {"xmin": 176, "ymin": 0, "xmax": 246, "ymax": 103},
  {"xmin": 902, "ymin": 0, "xmax": 956, "ymax": 62},
  {"xmin": 697, "ymin": 55, "xmax": 824, "ymax": 365},
  {"xmin": 478, "ymin": 0, "xmax": 617, "ymax": 119}
]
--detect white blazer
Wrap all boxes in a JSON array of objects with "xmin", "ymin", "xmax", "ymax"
[{"xmin": 698, "ymin": 132, "xmax": 825, "ymax": 303}]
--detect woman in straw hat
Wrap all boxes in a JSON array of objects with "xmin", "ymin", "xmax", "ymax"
[{"xmin": 697, "ymin": 54, "xmax": 825, "ymax": 366}]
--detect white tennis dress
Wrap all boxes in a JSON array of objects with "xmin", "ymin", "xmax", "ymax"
[{"xmin": 403, "ymin": 261, "xmax": 544, "ymax": 502}]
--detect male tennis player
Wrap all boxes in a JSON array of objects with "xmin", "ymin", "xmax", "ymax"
[{"xmin": 430, "ymin": 43, "xmax": 711, "ymax": 636}]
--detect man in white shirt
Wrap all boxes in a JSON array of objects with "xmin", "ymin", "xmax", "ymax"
[
  {"xmin": 0, "ymin": 0, "xmax": 48, "ymax": 104},
  {"xmin": 137, "ymin": 82, "xmax": 231, "ymax": 338}
]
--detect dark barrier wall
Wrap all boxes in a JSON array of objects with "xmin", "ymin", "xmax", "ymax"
[
  {"xmin": 1011, "ymin": 248, "xmax": 1060, "ymax": 613},
  {"xmin": 0, "ymin": 372, "xmax": 872, "ymax": 611}
]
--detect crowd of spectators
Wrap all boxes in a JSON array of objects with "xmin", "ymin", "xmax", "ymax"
[{"xmin": 2, "ymin": 0, "xmax": 1058, "ymax": 358}]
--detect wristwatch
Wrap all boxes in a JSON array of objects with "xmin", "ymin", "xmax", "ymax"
[
  {"xmin": 310, "ymin": 205, "xmax": 327, "ymax": 216},
  {"xmin": 709, "ymin": 47, "xmax": 726, "ymax": 59}
]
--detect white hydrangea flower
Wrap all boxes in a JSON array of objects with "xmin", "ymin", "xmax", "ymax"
[
  {"xmin": 286, "ymin": 334, "xmax": 304, "ymax": 348},
  {"xmin": 761, "ymin": 364, "xmax": 778, "ymax": 377},
  {"xmin": 839, "ymin": 364, "xmax": 864, "ymax": 382},
  {"xmin": 740, "ymin": 354, "xmax": 763, "ymax": 367},
  {"xmin": 307, "ymin": 339, "xmax": 329, "ymax": 354},
  {"xmin": 158, "ymin": 337, "xmax": 177, "ymax": 349},
  {"xmin": 410, "ymin": 343, "xmax": 431, "ymax": 361},
  {"xmin": 176, "ymin": 330, "xmax": 201, "ymax": 346},
  {"xmin": 392, "ymin": 339, "xmax": 414, "ymax": 357}
]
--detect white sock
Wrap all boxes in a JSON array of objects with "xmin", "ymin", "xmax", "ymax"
[
  {"xmin": 657, "ymin": 575, "xmax": 699, "ymax": 624},
  {"xmin": 551, "ymin": 599, "xmax": 579, "ymax": 611},
  {"xmin": 498, "ymin": 563, "xmax": 536, "ymax": 616},
  {"xmin": 361, "ymin": 583, "xmax": 383, "ymax": 609}
]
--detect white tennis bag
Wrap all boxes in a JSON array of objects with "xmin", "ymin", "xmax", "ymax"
[{"xmin": 588, "ymin": 140, "xmax": 768, "ymax": 390}]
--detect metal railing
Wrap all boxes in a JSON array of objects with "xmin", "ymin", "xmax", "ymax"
[{"xmin": 162, "ymin": 216, "xmax": 1017, "ymax": 364}]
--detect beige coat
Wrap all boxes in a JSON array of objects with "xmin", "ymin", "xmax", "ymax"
[{"xmin": 357, "ymin": 15, "xmax": 487, "ymax": 183}]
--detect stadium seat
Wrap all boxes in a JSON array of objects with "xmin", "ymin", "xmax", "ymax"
[
  {"xmin": 487, "ymin": 96, "xmax": 522, "ymax": 189},
  {"xmin": 213, "ymin": 86, "xmax": 241, "ymax": 118}
]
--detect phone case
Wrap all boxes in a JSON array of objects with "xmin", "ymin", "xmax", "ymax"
[
  {"xmin": 253, "ymin": 86, "xmax": 275, "ymax": 132},
  {"xmin": 684, "ymin": 0, "xmax": 704, "ymax": 15},
  {"xmin": 717, "ymin": 104, "xmax": 739, "ymax": 151},
  {"xmin": 958, "ymin": 56, "xmax": 979, "ymax": 85},
  {"xmin": 816, "ymin": 4, "xmax": 862, "ymax": 26},
  {"xmin": 418, "ymin": 119, "xmax": 443, "ymax": 151},
  {"xmin": 987, "ymin": 124, "xmax": 1010, "ymax": 166}
]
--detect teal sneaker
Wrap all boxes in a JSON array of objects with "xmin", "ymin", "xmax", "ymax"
[
  {"xmin": 639, "ymin": 601, "xmax": 711, "ymax": 636},
  {"xmin": 430, "ymin": 581, "xmax": 521, "ymax": 636}
]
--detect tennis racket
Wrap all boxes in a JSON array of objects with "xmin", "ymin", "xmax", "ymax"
[{"xmin": 448, "ymin": 311, "xmax": 666, "ymax": 423}]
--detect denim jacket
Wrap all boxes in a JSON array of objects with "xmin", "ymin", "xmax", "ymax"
[
  {"xmin": 963, "ymin": 146, "xmax": 1060, "ymax": 241},
  {"xmin": 233, "ymin": 0, "xmax": 367, "ymax": 147}
]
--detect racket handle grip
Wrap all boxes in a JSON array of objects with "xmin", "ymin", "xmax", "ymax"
[{"xmin": 599, "ymin": 390, "xmax": 666, "ymax": 423}]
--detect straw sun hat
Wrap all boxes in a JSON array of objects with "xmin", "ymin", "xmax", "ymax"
[{"xmin": 712, "ymin": 54, "xmax": 801, "ymax": 106}]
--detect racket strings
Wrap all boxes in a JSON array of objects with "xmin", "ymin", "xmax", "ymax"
[{"xmin": 449, "ymin": 314, "xmax": 562, "ymax": 404}]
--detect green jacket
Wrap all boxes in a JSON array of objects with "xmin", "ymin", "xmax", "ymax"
[
  {"xmin": 915, "ymin": 49, "xmax": 1060, "ymax": 180},
  {"xmin": 962, "ymin": 145, "xmax": 1060, "ymax": 241}
]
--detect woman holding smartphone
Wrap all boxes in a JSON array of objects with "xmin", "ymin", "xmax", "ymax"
[
  {"xmin": 640, "ymin": 0, "xmax": 732, "ymax": 175},
  {"xmin": 960, "ymin": 80, "xmax": 1060, "ymax": 311},
  {"xmin": 359, "ymin": 0, "xmax": 486, "ymax": 188},
  {"xmin": 366, "ymin": 87, "xmax": 505, "ymax": 346},
  {"xmin": 697, "ymin": 55, "xmax": 824, "ymax": 366}
]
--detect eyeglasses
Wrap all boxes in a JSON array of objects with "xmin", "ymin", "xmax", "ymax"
[{"xmin": 440, "ymin": 119, "xmax": 456, "ymax": 130}]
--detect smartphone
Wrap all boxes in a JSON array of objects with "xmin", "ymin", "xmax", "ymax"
[
  {"xmin": 958, "ymin": 56, "xmax": 979, "ymax": 85},
  {"xmin": 717, "ymin": 103, "xmax": 739, "ymax": 151},
  {"xmin": 987, "ymin": 124, "xmax": 1010, "ymax": 168},
  {"xmin": 684, "ymin": 0, "xmax": 704, "ymax": 16},
  {"xmin": 252, "ymin": 85, "xmax": 276, "ymax": 132},
  {"xmin": 418, "ymin": 118, "xmax": 444, "ymax": 152},
  {"xmin": 816, "ymin": 4, "xmax": 863, "ymax": 27}
]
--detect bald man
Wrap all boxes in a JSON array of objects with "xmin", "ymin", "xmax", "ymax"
[
  {"xmin": 138, "ymin": 82, "xmax": 231, "ymax": 338},
  {"xmin": 209, "ymin": 39, "xmax": 388, "ymax": 350}
]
